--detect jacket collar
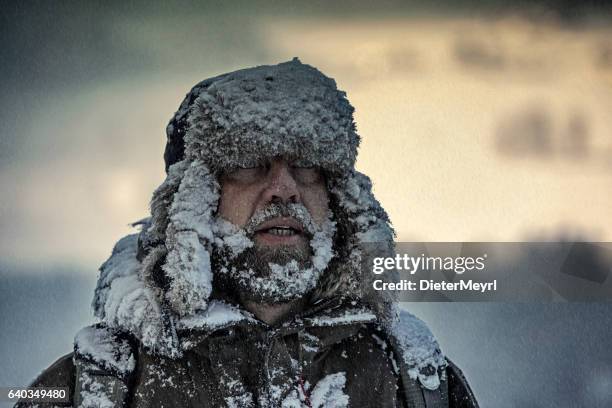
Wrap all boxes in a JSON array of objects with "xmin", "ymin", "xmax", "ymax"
[{"xmin": 176, "ymin": 298, "xmax": 378, "ymax": 351}]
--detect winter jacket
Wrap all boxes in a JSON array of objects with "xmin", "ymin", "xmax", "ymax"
[
  {"xmin": 16, "ymin": 60, "xmax": 479, "ymax": 407},
  {"xmin": 17, "ymin": 304, "xmax": 477, "ymax": 408}
]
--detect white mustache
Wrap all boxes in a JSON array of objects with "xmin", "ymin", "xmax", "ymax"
[{"xmin": 243, "ymin": 203, "xmax": 316, "ymax": 237}]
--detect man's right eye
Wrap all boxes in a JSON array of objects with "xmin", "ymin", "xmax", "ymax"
[{"xmin": 224, "ymin": 165, "xmax": 266, "ymax": 183}]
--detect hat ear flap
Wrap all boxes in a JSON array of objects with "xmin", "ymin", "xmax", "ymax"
[
  {"xmin": 139, "ymin": 160, "xmax": 189, "ymax": 298},
  {"xmin": 317, "ymin": 171, "xmax": 397, "ymax": 319},
  {"xmin": 161, "ymin": 159, "xmax": 220, "ymax": 317},
  {"xmin": 146, "ymin": 160, "xmax": 190, "ymax": 248}
]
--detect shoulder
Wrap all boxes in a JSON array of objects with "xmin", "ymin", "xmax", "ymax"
[
  {"xmin": 386, "ymin": 308, "xmax": 446, "ymax": 390},
  {"xmin": 31, "ymin": 353, "xmax": 75, "ymax": 387},
  {"xmin": 381, "ymin": 309, "xmax": 480, "ymax": 407},
  {"xmin": 15, "ymin": 353, "xmax": 75, "ymax": 407}
]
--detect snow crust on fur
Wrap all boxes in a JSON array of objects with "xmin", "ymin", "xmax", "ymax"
[
  {"xmin": 162, "ymin": 159, "xmax": 218, "ymax": 316},
  {"xmin": 320, "ymin": 170, "xmax": 399, "ymax": 318},
  {"xmin": 91, "ymin": 235, "xmax": 165, "ymax": 353},
  {"xmin": 92, "ymin": 234, "xmax": 141, "ymax": 318},
  {"xmin": 74, "ymin": 326, "xmax": 135, "ymax": 376}
]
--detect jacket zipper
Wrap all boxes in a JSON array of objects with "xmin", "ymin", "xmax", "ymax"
[{"xmin": 298, "ymin": 373, "xmax": 312, "ymax": 408}]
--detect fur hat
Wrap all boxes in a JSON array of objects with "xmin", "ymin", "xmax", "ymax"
[{"xmin": 163, "ymin": 57, "xmax": 358, "ymax": 176}]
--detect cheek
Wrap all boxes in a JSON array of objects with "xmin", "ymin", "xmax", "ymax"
[
  {"xmin": 301, "ymin": 185, "xmax": 330, "ymax": 225},
  {"xmin": 218, "ymin": 185, "xmax": 258, "ymax": 227}
]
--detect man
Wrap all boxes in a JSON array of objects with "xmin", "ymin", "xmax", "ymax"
[{"xmin": 19, "ymin": 59, "xmax": 478, "ymax": 407}]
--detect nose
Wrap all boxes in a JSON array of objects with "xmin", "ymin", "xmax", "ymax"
[{"xmin": 261, "ymin": 159, "xmax": 301, "ymax": 204}]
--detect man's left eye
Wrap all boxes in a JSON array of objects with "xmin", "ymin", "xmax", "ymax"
[{"xmin": 291, "ymin": 165, "xmax": 322, "ymax": 184}]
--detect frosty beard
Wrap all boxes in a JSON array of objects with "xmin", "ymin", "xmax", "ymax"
[{"xmin": 212, "ymin": 203, "xmax": 336, "ymax": 304}]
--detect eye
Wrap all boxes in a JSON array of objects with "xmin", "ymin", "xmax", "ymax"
[
  {"xmin": 290, "ymin": 164, "xmax": 323, "ymax": 184},
  {"xmin": 223, "ymin": 163, "xmax": 267, "ymax": 183}
]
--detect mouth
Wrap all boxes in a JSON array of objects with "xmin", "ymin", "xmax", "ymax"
[
  {"xmin": 258, "ymin": 226, "xmax": 301, "ymax": 236},
  {"xmin": 253, "ymin": 218, "xmax": 307, "ymax": 245}
]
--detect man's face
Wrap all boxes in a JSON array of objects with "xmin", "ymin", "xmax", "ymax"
[
  {"xmin": 214, "ymin": 157, "xmax": 334, "ymax": 303},
  {"xmin": 218, "ymin": 157, "xmax": 330, "ymax": 252}
]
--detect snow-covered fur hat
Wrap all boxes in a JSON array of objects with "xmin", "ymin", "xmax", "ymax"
[
  {"xmin": 163, "ymin": 57, "xmax": 359, "ymax": 176},
  {"xmin": 90, "ymin": 59, "xmax": 446, "ymax": 389}
]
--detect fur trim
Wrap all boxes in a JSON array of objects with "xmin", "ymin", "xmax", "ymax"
[
  {"xmin": 74, "ymin": 324, "xmax": 136, "ymax": 378},
  {"xmin": 162, "ymin": 159, "xmax": 219, "ymax": 316},
  {"xmin": 93, "ymin": 238, "xmax": 170, "ymax": 354},
  {"xmin": 146, "ymin": 160, "xmax": 189, "ymax": 248},
  {"xmin": 92, "ymin": 234, "xmax": 142, "ymax": 318},
  {"xmin": 311, "ymin": 171, "xmax": 397, "ymax": 321}
]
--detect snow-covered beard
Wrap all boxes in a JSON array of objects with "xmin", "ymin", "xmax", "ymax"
[{"xmin": 212, "ymin": 203, "xmax": 336, "ymax": 304}]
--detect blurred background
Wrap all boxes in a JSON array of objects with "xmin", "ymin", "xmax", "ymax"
[{"xmin": 1, "ymin": 1, "xmax": 611, "ymax": 406}]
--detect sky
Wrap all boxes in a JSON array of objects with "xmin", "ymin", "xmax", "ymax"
[{"xmin": 1, "ymin": 2, "xmax": 611, "ymax": 271}]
